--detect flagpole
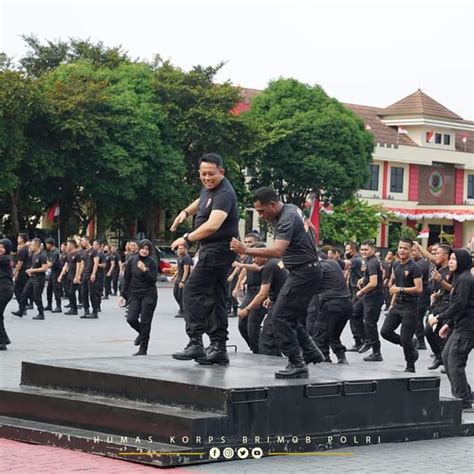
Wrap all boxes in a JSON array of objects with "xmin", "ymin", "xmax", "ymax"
[{"xmin": 57, "ymin": 205, "xmax": 61, "ymax": 247}]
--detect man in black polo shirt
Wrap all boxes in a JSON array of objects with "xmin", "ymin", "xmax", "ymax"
[
  {"xmin": 78, "ymin": 236, "xmax": 96, "ymax": 319},
  {"xmin": 45, "ymin": 238, "xmax": 63, "ymax": 313},
  {"xmin": 412, "ymin": 244, "xmax": 431, "ymax": 350},
  {"xmin": 381, "ymin": 238, "xmax": 422, "ymax": 372},
  {"xmin": 12, "ymin": 238, "xmax": 48, "ymax": 320},
  {"xmin": 13, "ymin": 233, "xmax": 31, "ymax": 315},
  {"xmin": 171, "ymin": 153, "xmax": 238, "ymax": 365},
  {"xmin": 353, "ymin": 240, "xmax": 385, "ymax": 362},
  {"xmin": 231, "ymin": 187, "xmax": 323, "ymax": 379},
  {"xmin": 312, "ymin": 258, "xmax": 352, "ymax": 364},
  {"xmin": 58, "ymin": 239, "xmax": 82, "ymax": 315}
]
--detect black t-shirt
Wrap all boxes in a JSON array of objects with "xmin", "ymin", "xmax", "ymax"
[
  {"xmin": 177, "ymin": 254, "xmax": 193, "ymax": 281},
  {"xmin": 96, "ymin": 252, "xmax": 106, "ymax": 277},
  {"xmin": 31, "ymin": 251, "xmax": 47, "ymax": 278},
  {"xmin": 0, "ymin": 254, "xmax": 13, "ymax": 288},
  {"xmin": 260, "ymin": 258, "xmax": 288, "ymax": 302},
  {"xmin": 82, "ymin": 248, "xmax": 97, "ymax": 277},
  {"xmin": 414, "ymin": 257, "xmax": 431, "ymax": 291},
  {"xmin": 17, "ymin": 246, "xmax": 31, "ymax": 275},
  {"xmin": 319, "ymin": 259, "xmax": 351, "ymax": 300},
  {"xmin": 336, "ymin": 259, "xmax": 346, "ymax": 271},
  {"xmin": 349, "ymin": 254, "xmax": 364, "ymax": 287},
  {"xmin": 274, "ymin": 204, "xmax": 319, "ymax": 271},
  {"xmin": 194, "ymin": 177, "xmax": 239, "ymax": 248},
  {"xmin": 432, "ymin": 265, "xmax": 451, "ymax": 303},
  {"xmin": 363, "ymin": 255, "xmax": 383, "ymax": 292},
  {"xmin": 66, "ymin": 251, "xmax": 82, "ymax": 279},
  {"xmin": 244, "ymin": 255, "xmax": 261, "ymax": 288},
  {"xmin": 393, "ymin": 259, "xmax": 422, "ymax": 301},
  {"xmin": 47, "ymin": 248, "xmax": 62, "ymax": 272}
]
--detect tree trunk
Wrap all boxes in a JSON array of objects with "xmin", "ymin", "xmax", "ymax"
[{"xmin": 10, "ymin": 189, "xmax": 20, "ymax": 235}]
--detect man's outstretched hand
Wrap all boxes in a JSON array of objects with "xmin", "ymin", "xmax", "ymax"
[{"xmin": 230, "ymin": 237, "xmax": 246, "ymax": 255}]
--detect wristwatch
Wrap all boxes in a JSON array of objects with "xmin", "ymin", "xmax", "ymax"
[
  {"xmin": 399, "ymin": 287, "xmax": 405, "ymax": 294},
  {"xmin": 182, "ymin": 233, "xmax": 192, "ymax": 245}
]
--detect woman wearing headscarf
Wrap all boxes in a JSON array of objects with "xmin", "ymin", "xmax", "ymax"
[
  {"xmin": 0, "ymin": 238, "xmax": 14, "ymax": 350},
  {"xmin": 119, "ymin": 239, "xmax": 158, "ymax": 356},
  {"xmin": 433, "ymin": 249, "xmax": 474, "ymax": 409}
]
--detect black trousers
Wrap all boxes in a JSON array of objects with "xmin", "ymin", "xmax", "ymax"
[
  {"xmin": 0, "ymin": 286, "xmax": 13, "ymax": 345},
  {"xmin": 127, "ymin": 291, "xmax": 158, "ymax": 352},
  {"xmin": 81, "ymin": 277, "xmax": 91, "ymax": 310},
  {"xmin": 381, "ymin": 301, "xmax": 418, "ymax": 366},
  {"xmin": 68, "ymin": 279, "xmax": 80, "ymax": 311},
  {"xmin": 258, "ymin": 307, "xmax": 282, "ymax": 357},
  {"xmin": 14, "ymin": 273, "xmax": 28, "ymax": 302},
  {"xmin": 350, "ymin": 297, "xmax": 368, "ymax": 345},
  {"xmin": 271, "ymin": 263, "xmax": 322, "ymax": 360},
  {"xmin": 47, "ymin": 270, "xmax": 63, "ymax": 307},
  {"xmin": 425, "ymin": 300, "xmax": 450, "ymax": 358},
  {"xmin": 306, "ymin": 294, "xmax": 320, "ymax": 336},
  {"xmin": 105, "ymin": 274, "xmax": 113, "ymax": 297},
  {"xmin": 173, "ymin": 280, "xmax": 184, "ymax": 313},
  {"xmin": 183, "ymin": 248, "xmax": 235, "ymax": 343},
  {"xmin": 90, "ymin": 277, "xmax": 103, "ymax": 313},
  {"xmin": 313, "ymin": 297, "xmax": 352, "ymax": 358},
  {"xmin": 226, "ymin": 274, "xmax": 239, "ymax": 316},
  {"xmin": 415, "ymin": 290, "xmax": 430, "ymax": 342},
  {"xmin": 112, "ymin": 270, "xmax": 119, "ymax": 294},
  {"xmin": 238, "ymin": 290, "xmax": 266, "ymax": 353},
  {"xmin": 352, "ymin": 292, "xmax": 384, "ymax": 351},
  {"xmin": 442, "ymin": 329, "xmax": 473, "ymax": 407},
  {"xmin": 19, "ymin": 277, "xmax": 45, "ymax": 315}
]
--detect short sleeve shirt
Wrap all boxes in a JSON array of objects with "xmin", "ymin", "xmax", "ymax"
[
  {"xmin": 393, "ymin": 259, "xmax": 422, "ymax": 301},
  {"xmin": 260, "ymin": 258, "xmax": 288, "ymax": 302}
]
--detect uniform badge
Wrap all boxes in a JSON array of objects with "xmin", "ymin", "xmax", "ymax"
[
  {"xmin": 404, "ymin": 271, "xmax": 409, "ymax": 277},
  {"xmin": 277, "ymin": 261, "xmax": 285, "ymax": 269},
  {"xmin": 206, "ymin": 197, "xmax": 212, "ymax": 208}
]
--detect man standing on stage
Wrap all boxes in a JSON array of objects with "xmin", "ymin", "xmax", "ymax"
[
  {"xmin": 171, "ymin": 153, "xmax": 239, "ymax": 365},
  {"xmin": 231, "ymin": 187, "xmax": 322, "ymax": 379}
]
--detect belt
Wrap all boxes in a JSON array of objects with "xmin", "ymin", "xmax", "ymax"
[
  {"xmin": 293, "ymin": 261, "xmax": 320, "ymax": 271},
  {"xmin": 396, "ymin": 295, "xmax": 418, "ymax": 303}
]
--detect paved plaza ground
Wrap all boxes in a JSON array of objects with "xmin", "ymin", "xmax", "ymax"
[{"xmin": 0, "ymin": 283, "xmax": 473, "ymax": 473}]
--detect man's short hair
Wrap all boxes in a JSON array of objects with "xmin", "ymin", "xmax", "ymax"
[
  {"xmin": 245, "ymin": 232, "xmax": 260, "ymax": 242},
  {"xmin": 399, "ymin": 238, "xmax": 413, "ymax": 247},
  {"xmin": 361, "ymin": 240, "xmax": 375, "ymax": 248},
  {"xmin": 32, "ymin": 238, "xmax": 42, "ymax": 247},
  {"xmin": 437, "ymin": 244, "xmax": 451, "ymax": 255},
  {"xmin": 45, "ymin": 237, "xmax": 55, "ymax": 246},
  {"xmin": 67, "ymin": 239, "xmax": 78, "ymax": 248},
  {"xmin": 253, "ymin": 187, "xmax": 279, "ymax": 205},
  {"xmin": 199, "ymin": 153, "xmax": 224, "ymax": 168},
  {"xmin": 346, "ymin": 240, "xmax": 359, "ymax": 251},
  {"xmin": 18, "ymin": 233, "xmax": 28, "ymax": 243},
  {"xmin": 81, "ymin": 236, "xmax": 90, "ymax": 243}
]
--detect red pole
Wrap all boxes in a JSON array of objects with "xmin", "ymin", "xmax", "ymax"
[{"xmin": 309, "ymin": 193, "xmax": 320, "ymax": 244}]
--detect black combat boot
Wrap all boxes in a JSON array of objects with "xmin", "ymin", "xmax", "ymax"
[
  {"xmin": 336, "ymin": 351, "xmax": 349, "ymax": 365},
  {"xmin": 80, "ymin": 309, "xmax": 91, "ymax": 318},
  {"xmin": 358, "ymin": 342, "xmax": 372, "ymax": 354},
  {"xmin": 134, "ymin": 334, "xmax": 143, "ymax": 346},
  {"xmin": 363, "ymin": 342, "xmax": 383, "ymax": 362},
  {"xmin": 172, "ymin": 337, "xmax": 206, "ymax": 361},
  {"xmin": 298, "ymin": 329, "xmax": 324, "ymax": 365},
  {"xmin": 347, "ymin": 341, "xmax": 363, "ymax": 352},
  {"xmin": 32, "ymin": 313, "xmax": 45, "ymax": 320},
  {"xmin": 275, "ymin": 353, "xmax": 309, "ymax": 379},
  {"xmin": 428, "ymin": 358, "xmax": 443, "ymax": 370},
  {"xmin": 196, "ymin": 341, "xmax": 229, "ymax": 366}
]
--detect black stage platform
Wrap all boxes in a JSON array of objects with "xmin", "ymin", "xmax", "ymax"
[{"xmin": 0, "ymin": 353, "xmax": 473, "ymax": 467}]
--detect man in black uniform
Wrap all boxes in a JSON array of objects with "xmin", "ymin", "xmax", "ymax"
[
  {"xmin": 312, "ymin": 258, "xmax": 352, "ymax": 364},
  {"xmin": 381, "ymin": 238, "xmax": 422, "ymax": 372},
  {"xmin": 13, "ymin": 233, "xmax": 31, "ymax": 314},
  {"xmin": 110, "ymin": 245, "xmax": 120, "ymax": 296},
  {"xmin": 119, "ymin": 239, "xmax": 158, "ymax": 356},
  {"xmin": 171, "ymin": 153, "xmax": 238, "ymax": 365},
  {"xmin": 173, "ymin": 243, "xmax": 193, "ymax": 318},
  {"xmin": 0, "ymin": 238, "xmax": 14, "ymax": 350},
  {"xmin": 231, "ymin": 187, "xmax": 323, "ymax": 379},
  {"xmin": 234, "ymin": 243, "xmax": 269, "ymax": 353},
  {"xmin": 45, "ymin": 238, "xmax": 63, "ymax": 313},
  {"xmin": 345, "ymin": 241, "xmax": 366, "ymax": 351},
  {"xmin": 437, "ymin": 249, "xmax": 474, "ymax": 409},
  {"xmin": 89, "ymin": 240, "xmax": 106, "ymax": 316},
  {"xmin": 425, "ymin": 244, "xmax": 452, "ymax": 370},
  {"xmin": 412, "ymin": 245, "xmax": 431, "ymax": 350},
  {"xmin": 353, "ymin": 240, "xmax": 385, "ymax": 362},
  {"xmin": 58, "ymin": 239, "xmax": 82, "ymax": 315},
  {"xmin": 103, "ymin": 244, "xmax": 115, "ymax": 300},
  {"xmin": 79, "ymin": 236, "xmax": 96, "ymax": 319},
  {"xmin": 12, "ymin": 238, "xmax": 48, "ymax": 320}
]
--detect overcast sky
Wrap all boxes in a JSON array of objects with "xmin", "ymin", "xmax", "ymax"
[{"xmin": 1, "ymin": 0, "xmax": 473, "ymax": 119}]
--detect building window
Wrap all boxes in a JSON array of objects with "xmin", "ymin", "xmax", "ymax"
[
  {"xmin": 362, "ymin": 164, "xmax": 379, "ymax": 191},
  {"xmin": 390, "ymin": 167, "xmax": 404, "ymax": 193},
  {"xmin": 435, "ymin": 133, "xmax": 442, "ymax": 144},
  {"xmin": 468, "ymin": 174, "xmax": 474, "ymax": 199},
  {"xmin": 443, "ymin": 134, "xmax": 450, "ymax": 145}
]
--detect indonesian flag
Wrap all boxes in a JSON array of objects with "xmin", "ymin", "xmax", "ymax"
[
  {"xmin": 398, "ymin": 126, "xmax": 408, "ymax": 135},
  {"xmin": 47, "ymin": 202, "xmax": 60, "ymax": 221},
  {"xmin": 462, "ymin": 135, "xmax": 468, "ymax": 144},
  {"xmin": 417, "ymin": 228, "xmax": 430, "ymax": 239},
  {"xmin": 426, "ymin": 129, "xmax": 435, "ymax": 143}
]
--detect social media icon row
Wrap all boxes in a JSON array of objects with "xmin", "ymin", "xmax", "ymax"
[{"xmin": 209, "ymin": 447, "xmax": 263, "ymax": 460}]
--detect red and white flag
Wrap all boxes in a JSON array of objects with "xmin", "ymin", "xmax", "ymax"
[
  {"xmin": 462, "ymin": 135, "xmax": 468, "ymax": 144},
  {"xmin": 398, "ymin": 126, "xmax": 408, "ymax": 135},
  {"xmin": 47, "ymin": 202, "xmax": 60, "ymax": 221},
  {"xmin": 417, "ymin": 228, "xmax": 430, "ymax": 239},
  {"xmin": 426, "ymin": 129, "xmax": 435, "ymax": 143}
]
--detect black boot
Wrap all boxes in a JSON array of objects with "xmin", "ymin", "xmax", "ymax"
[
  {"xmin": 336, "ymin": 351, "xmax": 349, "ymax": 365},
  {"xmin": 134, "ymin": 333, "xmax": 143, "ymax": 346},
  {"xmin": 172, "ymin": 338, "xmax": 206, "ymax": 361},
  {"xmin": 44, "ymin": 305, "xmax": 52, "ymax": 312},
  {"xmin": 11, "ymin": 309, "xmax": 25, "ymax": 318},
  {"xmin": 51, "ymin": 306, "xmax": 62, "ymax": 313},
  {"xmin": 80, "ymin": 309, "xmax": 91, "ymax": 318},
  {"xmin": 428, "ymin": 358, "xmax": 443, "ymax": 370},
  {"xmin": 364, "ymin": 352, "xmax": 383, "ymax": 362},
  {"xmin": 64, "ymin": 309, "xmax": 78, "ymax": 315},
  {"xmin": 275, "ymin": 353, "xmax": 308, "ymax": 379},
  {"xmin": 0, "ymin": 344, "xmax": 6, "ymax": 351},
  {"xmin": 32, "ymin": 314, "xmax": 45, "ymax": 320},
  {"xmin": 358, "ymin": 342, "xmax": 372, "ymax": 354},
  {"xmin": 298, "ymin": 329, "xmax": 324, "ymax": 364},
  {"xmin": 417, "ymin": 338, "xmax": 427, "ymax": 350},
  {"xmin": 404, "ymin": 366, "xmax": 416, "ymax": 373},
  {"xmin": 303, "ymin": 347, "xmax": 324, "ymax": 365},
  {"xmin": 196, "ymin": 341, "xmax": 229, "ymax": 366},
  {"xmin": 133, "ymin": 349, "xmax": 147, "ymax": 356},
  {"xmin": 347, "ymin": 341, "xmax": 363, "ymax": 352}
]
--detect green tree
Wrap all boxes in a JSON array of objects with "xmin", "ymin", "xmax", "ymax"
[
  {"xmin": 242, "ymin": 78, "xmax": 374, "ymax": 207},
  {"xmin": 320, "ymin": 198, "xmax": 389, "ymax": 244}
]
